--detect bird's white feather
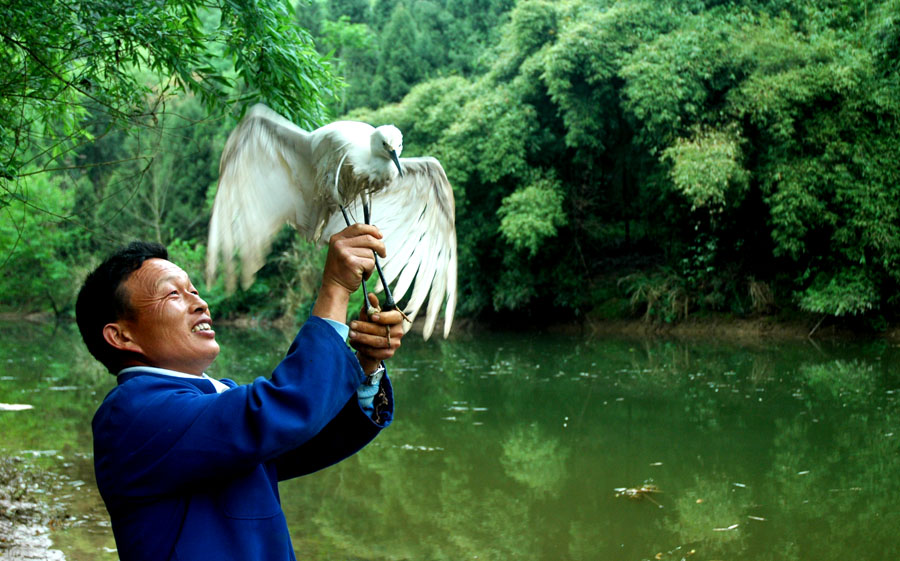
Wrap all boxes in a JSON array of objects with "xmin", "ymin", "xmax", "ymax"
[
  {"xmin": 207, "ymin": 104, "xmax": 317, "ymax": 290},
  {"xmin": 323, "ymin": 157, "xmax": 457, "ymax": 339},
  {"xmin": 208, "ymin": 105, "xmax": 457, "ymax": 339}
]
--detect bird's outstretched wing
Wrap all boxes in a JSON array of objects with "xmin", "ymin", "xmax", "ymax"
[
  {"xmin": 325, "ymin": 157, "xmax": 457, "ymax": 339},
  {"xmin": 207, "ymin": 104, "xmax": 314, "ymax": 290}
]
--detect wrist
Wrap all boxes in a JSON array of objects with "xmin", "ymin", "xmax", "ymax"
[
  {"xmin": 312, "ymin": 282, "xmax": 351, "ymax": 323},
  {"xmin": 363, "ymin": 362, "xmax": 385, "ymax": 386},
  {"xmin": 357, "ymin": 352, "xmax": 381, "ymax": 375}
]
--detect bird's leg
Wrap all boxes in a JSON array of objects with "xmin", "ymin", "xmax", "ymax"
[
  {"xmin": 339, "ymin": 204, "xmax": 376, "ymax": 318},
  {"xmin": 362, "ymin": 195, "xmax": 411, "ymax": 329},
  {"xmin": 358, "ymin": 196, "xmax": 384, "ymax": 318},
  {"xmin": 360, "ymin": 196, "xmax": 411, "ymax": 348},
  {"xmin": 340, "ymin": 203, "xmax": 404, "ymax": 349}
]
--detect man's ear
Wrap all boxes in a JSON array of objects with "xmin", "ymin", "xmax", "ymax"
[{"xmin": 102, "ymin": 322, "xmax": 143, "ymax": 355}]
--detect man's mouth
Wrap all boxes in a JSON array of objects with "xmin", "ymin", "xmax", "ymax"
[{"xmin": 191, "ymin": 323, "xmax": 212, "ymax": 333}]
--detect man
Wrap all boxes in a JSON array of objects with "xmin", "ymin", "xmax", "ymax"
[{"xmin": 75, "ymin": 224, "xmax": 404, "ymax": 561}]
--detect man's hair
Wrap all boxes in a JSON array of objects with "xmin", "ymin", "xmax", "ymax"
[{"xmin": 76, "ymin": 241, "xmax": 169, "ymax": 374}]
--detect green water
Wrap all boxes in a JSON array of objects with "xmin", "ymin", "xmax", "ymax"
[{"xmin": 1, "ymin": 321, "xmax": 898, "ymax": 560}]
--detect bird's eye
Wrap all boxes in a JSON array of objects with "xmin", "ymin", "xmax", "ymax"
[{"xmin": 382, "ymin": 141, "xmax": 387, "ymax": 147}]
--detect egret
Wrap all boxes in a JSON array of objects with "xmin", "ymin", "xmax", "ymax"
[{"xmin": 206, "ymin": 104, "xmax": 457, "ymax": 339}]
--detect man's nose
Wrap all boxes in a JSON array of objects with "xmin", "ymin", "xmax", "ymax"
[{"xmin": 190, "ymin": 292, "xmax": 209, "ymax": 312}]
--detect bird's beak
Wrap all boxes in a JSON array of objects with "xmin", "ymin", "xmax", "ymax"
[{"xmin": 390, "ymin": 150, "xmax": 403, "ymax": 177}]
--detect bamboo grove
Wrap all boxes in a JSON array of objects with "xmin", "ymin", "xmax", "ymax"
[{"xmin": 2, "ymin": 0, "xmax": 898, "ymax": 329}]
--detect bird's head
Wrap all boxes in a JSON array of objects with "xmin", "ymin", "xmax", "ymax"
[{"xmin": 372, "ymin": 125, "xmax": 403, "ymax": 177}]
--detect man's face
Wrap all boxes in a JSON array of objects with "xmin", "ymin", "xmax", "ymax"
[{"xmin": 119, "ymin": 258, "xmax": 220, "ymax": 375}]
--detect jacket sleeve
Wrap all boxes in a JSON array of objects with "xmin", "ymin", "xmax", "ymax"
[
  {"xmin": 93, "ymin": 317, "xmax": 372, "ymax": 502},
  {"xmin": 274, "ymin": 373, "xmax": 393, "ymax": 481}
]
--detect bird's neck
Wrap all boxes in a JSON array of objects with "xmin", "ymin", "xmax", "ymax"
[{"xmin": 355, "ymin": 155, "xmax": 397, "ymax": 184}]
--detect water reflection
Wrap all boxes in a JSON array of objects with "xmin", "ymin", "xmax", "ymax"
[{"xmin": 0, "ymin": 322, "xmax": 898, "ymax": 560}]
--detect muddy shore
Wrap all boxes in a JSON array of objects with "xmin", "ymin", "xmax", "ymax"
[{"xmin": 0, "ymin": 456, "xmax": 67, "ymax": 561}]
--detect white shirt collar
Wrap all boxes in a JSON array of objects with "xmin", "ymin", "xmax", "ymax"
[{"xmin": 118, "ymin": 366, "xmax": 230, "ymax": 394}]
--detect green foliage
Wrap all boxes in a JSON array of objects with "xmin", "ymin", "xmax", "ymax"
[
  {"xmin": 71, "ymin": 95, "xmax": 228, "ymax": 247},
  {"xmin": 302, "ymin": 0, "xmax": 514, "ymax": 112},
  {"xmin": 0, "ymin": 174, "xmax": 87, "ymax": 315},
  {"xmin": 619, "ymin": 269, "xmax": 689, "ymax": 323},
  {"xmin": 798, "ymin": 268, "xmax": 879, "ymax": 317},
  {"xmin": 497, "ymin": 173, "xmax": 567, "ymax": 257},
  {"xmin": 3, "ymin": 0, "xmax": 900, "ymax": 327},
  {"xmin": 0, "ymin": 0, "xmax": 345, "ymax": 319},
  {"xmin": 621, "ymin": 13, "xmax": 732, "ymax": 149},
  {"xmin": 664, "ymin": 126, "xmax": 749, "ymax": 211},
  {"xmin": 374, "ymin": 4, "xmax": 423, "ymax": 103},
  {"xmin": 1, "ymin": 0, "xmax": 336, "ymax": 184},
  {"xmin": 438, "ymin": 83, "xmax": 539, "ymax": 185},
  {"xmin": 338, "ymin": 0, "xmax": 900, "ymax": 324},
  {"xmin": 506, "ymin": 0, "xmax": 558, "ymax": 58},
  {"xmin": 317, "ymin": 15, "xmax": 378, "ymax": 114}
]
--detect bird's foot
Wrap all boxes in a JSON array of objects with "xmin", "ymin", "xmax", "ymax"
[
  {"xmin": 366, "ymin": 305, "xmax": 411, "ymax": 348},
  {"xmin": 366, "ymin": 303, "xmax": 411, "ymax": 324},
  {"xmin": 365, "ymin": 303, "xmax": 391, "ymax": 345}
]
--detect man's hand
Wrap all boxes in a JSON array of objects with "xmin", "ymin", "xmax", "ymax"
[
  {"xmin": 350, "ymin": 293, "xmax": 405, "ymax": 374},
  {"xmin": 312, "ymin": 224, "xmax": 385, "ymax": 323}
]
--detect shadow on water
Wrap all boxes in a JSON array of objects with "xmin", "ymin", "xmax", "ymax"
[{"xmin": 1, "ymin": 321, "xmax": 898, "ymax": 560}]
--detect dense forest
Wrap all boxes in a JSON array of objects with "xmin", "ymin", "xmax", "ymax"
[{"xmin": 2, "ymin": 0, "xmax": 899, "ymax": 331}]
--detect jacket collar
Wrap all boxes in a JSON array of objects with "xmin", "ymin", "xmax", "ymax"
[{"xmin": 117, "ymin": 366, "xmax": 234, "ymax": 393}]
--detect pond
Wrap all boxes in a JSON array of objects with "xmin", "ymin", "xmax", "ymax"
[{"xmin": 1, "ymin": 320, "xmax": 898, "ymax": 560}]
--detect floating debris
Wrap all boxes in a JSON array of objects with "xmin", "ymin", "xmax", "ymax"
[
  {"xmin": 20, "ymin": 450, "xmax": 58, "ymax": 457},
  {"xmin": 615, "ymin": 483, "xmax": 663, "ymax": 508},
  {"xmin": 399, "ymin": 444, "xmax": 444, "ymax": 452},
  {"xmin": 653, "ymin": 545, "xmax": 695, "ymax": 559},
  {"xmin": 0, "ymin": 403, "xmax": 33, "ymax": 411}
]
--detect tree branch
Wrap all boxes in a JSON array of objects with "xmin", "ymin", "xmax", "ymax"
[{"xmin": 16, "ymin": 155, "xmax": 153, "ymax": 177}]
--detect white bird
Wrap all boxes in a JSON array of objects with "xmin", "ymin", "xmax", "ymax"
[{"xmin": 206, "ymin": 104, "xmax": 457, "ymax": 339}]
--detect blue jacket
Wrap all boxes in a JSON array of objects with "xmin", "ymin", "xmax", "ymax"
[{"xmin": 92, "ymin": 317, "xmax": 393, "ymax": 561}]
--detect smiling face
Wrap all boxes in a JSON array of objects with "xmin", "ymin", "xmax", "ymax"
[{"xmin": 105, "ymin": 258, "xmax": 219, "ymax": 375}]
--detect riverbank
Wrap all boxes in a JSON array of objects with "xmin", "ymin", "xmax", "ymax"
[
  {"xmin": 587, "ymin": 316, "xmax": 900, "ymax": 341},
  {"xmin": 5, "ymin": 309, "xmax": 900, "ymax": 345},
  {"xmin": 449, "ymin": 312, "xmax": 900, "ymax": 344},
  {"xmin": 0, "ymin": 456, "xmax": 66, "ymax": 560}
]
